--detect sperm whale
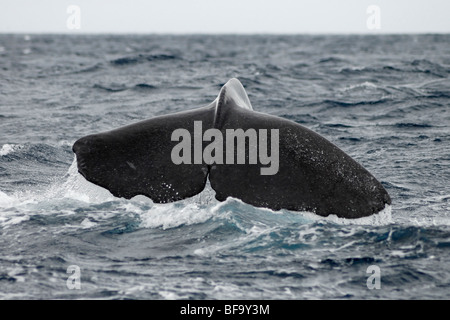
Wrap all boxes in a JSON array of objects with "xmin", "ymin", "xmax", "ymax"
[{"xmin": 73, "ymin": 78, "xmax": 391, "ymax": 218}]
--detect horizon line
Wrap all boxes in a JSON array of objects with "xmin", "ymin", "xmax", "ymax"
[{"xmin": 1, "ymin": 31, "xmax": 449, "ymax": 36}]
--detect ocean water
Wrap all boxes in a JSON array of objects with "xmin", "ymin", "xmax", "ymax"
[{"xmin": 0, "ymin": 34, "xmax": 449, "ymax": 300}]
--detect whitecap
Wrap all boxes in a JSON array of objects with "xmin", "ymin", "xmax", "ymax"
[
  {"xmin": 339, "ymin": 81, "xmax": 378, "ymax": 92},
  {"xmin": 0, "ymin": 144, "xmax": 24, "ymax": 156},
  {"xmin": 320, "ymin": 204, "xmax": 393, "ymax": 226},
  {"xmin": 138, "ymin": 201, "xmax": 216, "ymax": 230}
]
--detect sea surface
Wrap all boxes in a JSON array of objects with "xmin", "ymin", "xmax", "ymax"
[{"xmin": 0, "ymin": 34, "xmax": 449, "ymax": 300}]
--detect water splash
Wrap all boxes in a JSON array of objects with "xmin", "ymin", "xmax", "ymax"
[{"xmin": 0, "ymin": 144, "xmax": 24, "ymax": 156}]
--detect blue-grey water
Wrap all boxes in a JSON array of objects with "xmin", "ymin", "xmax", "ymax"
[{"xmin": 0, "ymin": 34, "xmax": 449, "ymax": 300}]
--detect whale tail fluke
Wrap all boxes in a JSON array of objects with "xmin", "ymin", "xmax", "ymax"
[{"xmin": 73, "ymin": 78, "xmax": 391, "ymax": 218}]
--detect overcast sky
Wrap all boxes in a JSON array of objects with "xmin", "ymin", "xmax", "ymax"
[{"xmin": 1, "ymin": 0, "xmax": 449, "ymax": 34}]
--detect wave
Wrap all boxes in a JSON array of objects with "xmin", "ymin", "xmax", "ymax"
[
  {"xmin": 394, "ymin": 122, "xmax": 433, "ymax": 129},
  {"xmin": 0, "ymin": 143, "xmax": 70, "ymax": 166},
  {"xmin": 337, "ymin": 59, "xmax": 448, "ymax": 78},
  {"xmin": 0, "ymin": 144, "xmax": 24, "ymax": 156},
  {"xmin": 322, "ymin": 98, "xmax": 390, "ymax": 108},
  {"xmin": 74, "ymin": 63, "xmax": 103, "ymax": 74},
  {"xmin": 92, "ymin": 83, "xmax": 127, "ymax": 92},
  {"xmin": 110, "ymin": 54, "xmax": 178, "ymax": 66},
  {"xmin": 0, "ymin": 157, "xmax": 395, "ymax": 231},
  {"xmin": 133, "ymin": 83, "xmax": 157, "ymax": 91},
  {"xmin": 337, "ymin": 81, "xmax": 391, "ymax": 95},
  {"xmin": 318, "ymin": 56, "xmax": 348, "ymax": 64},
  {"xmin": 93, "ymin": 83, "xmax": 157, "ymax": 93}
]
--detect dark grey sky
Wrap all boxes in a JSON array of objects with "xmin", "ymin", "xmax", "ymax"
[{"xmin": 1, "ymin": 0, "xmax": 449, "ymax": 34}]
